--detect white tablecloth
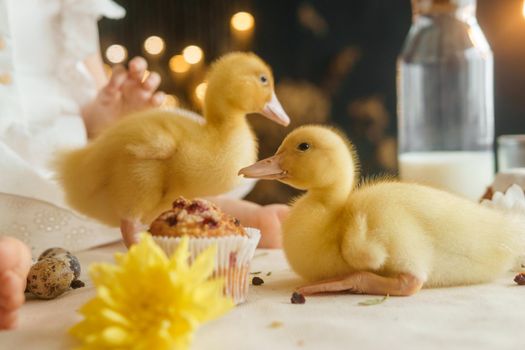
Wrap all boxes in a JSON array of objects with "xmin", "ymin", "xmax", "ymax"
[{"xmin": 1, "ymin": 243, "xmax": 524, "ymax": 350}]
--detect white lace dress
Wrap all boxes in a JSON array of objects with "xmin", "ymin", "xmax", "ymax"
[{"xmin": 0, "ymin": 0, "xmax": 125, "ymax": 256}]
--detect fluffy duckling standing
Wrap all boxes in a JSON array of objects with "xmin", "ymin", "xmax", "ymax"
[
  {"xmin": 239, "ymin": 125, "xmax": 525, "ymax": 296},
  {"xmin": 56, "ymin": 52, "xmax": 290, "ymax": 246}
]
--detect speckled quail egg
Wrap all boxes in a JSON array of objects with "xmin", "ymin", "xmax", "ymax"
[
  {"xmin": 38, "ymin": 248, "xmax": 81, "ymax": 280},
  {"xmin": 26, "ymin": 258, "xmax": 75, "ymax": 299},
  {"xmin": 38, "ymin": 247, "xmax": 71, "ymax": 260},
  {"xmin": 56, "ymin": 254, "xmax": 81, "ymax": 280}
]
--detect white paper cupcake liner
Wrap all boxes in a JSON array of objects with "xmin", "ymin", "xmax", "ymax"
[{"xmin": 152, "ymin": 227, "xmax": 261, "ymax": 304}]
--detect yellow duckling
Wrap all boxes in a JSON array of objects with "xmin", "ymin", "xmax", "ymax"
[
  {"xmin": 56, "ymin": 52, "xmax": 290, "ymax": 246},
  {"xmin": 239, "ymin": 125, "xmax": 525, "ymax": 296}
]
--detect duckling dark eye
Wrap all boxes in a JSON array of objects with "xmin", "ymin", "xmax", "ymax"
[
  {"xmin": 297, "ymin": 142, "xmax": 310, "ymax": 151},
  {"xmin": 259, "ymin": 74, "xmax": 268, "ymax": 85}
]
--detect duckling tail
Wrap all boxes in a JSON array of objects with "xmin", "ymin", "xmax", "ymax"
[
  {"xmin": 505, "ymin": 213, "xmax": 525, "ymax": 268},
  {"xmin": 480, "ymin": 185, "xmax": 525, "ymax": 266}
]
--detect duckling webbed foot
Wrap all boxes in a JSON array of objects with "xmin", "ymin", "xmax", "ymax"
[{"xmin": 297, "ymin": 271, "xmax": 423, "ymax": 297}]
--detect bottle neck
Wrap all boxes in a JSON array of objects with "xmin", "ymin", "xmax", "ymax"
[{"xmin": 412, "ymin": 0, "xmax": 476, "ymax": 21}]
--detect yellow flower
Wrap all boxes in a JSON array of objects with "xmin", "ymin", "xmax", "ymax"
[{"xmin": 70, "ymin": 233, "xmax": 234, "ymax": 350}]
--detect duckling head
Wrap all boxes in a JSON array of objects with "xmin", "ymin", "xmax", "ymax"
[
  {"xmin": 239, "ymin": 125, "xmax": 359, "ymax": 191},
  {"xmin": 204, "ymin": 52, "xmax": 290, "ymax": 126}
]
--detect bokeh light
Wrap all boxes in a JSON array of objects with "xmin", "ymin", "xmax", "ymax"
[
  {"xmin": 144, "ymin": 35, "xmax": 165, "ymax": 55},
  {"xmin": 195, "ymin": 82, "xmax": 208, "ymax": 102},
  {"xmin": 162, "ymin": 94, "xmax": 179, "ymax": 109},
  {"xmin": 105, "ymin": 44, "xmax": 127, "ymax": 64},
  {"xmin": 169, "ymin": 54, "xmax": 190, "ymax": 73},
  {"xmin": 231, "ymin": 12, "xmax": 255, "ymax": 31},
  {"xmin": 183, "ymin": 45, "xmax": 204, "ymax": 64}
]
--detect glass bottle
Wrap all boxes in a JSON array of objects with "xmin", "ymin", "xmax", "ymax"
[{"xmin": 397, "ymin": 0, "xmax": 494, "ymax": 200}]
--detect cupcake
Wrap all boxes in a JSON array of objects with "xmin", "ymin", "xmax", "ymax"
[{"xmin": 149, "ymin": 197, "xmax": 260, "ymax": 304}]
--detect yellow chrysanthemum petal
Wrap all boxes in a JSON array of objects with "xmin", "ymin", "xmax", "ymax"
[
  {"xmin": 70, "ymin": 233, "xmax": 233, "ymax": 349},
  {"xmin": 101, "ymin": 326, "xmax": 131, "ymax": 345},
  {"xmin": 96, "ymin": 286, "xmax": 120, "ymax": 308},
  {"xmin": 89, "ymin": 267, "xmax": 120, "ymax": 297},
  {"xmin": 99, "ymin": 308, "xmax": 131, "ymax": 327},
  {"xmin": 188, "ymin": 245, "xmax": 217, "ymax": 283}
]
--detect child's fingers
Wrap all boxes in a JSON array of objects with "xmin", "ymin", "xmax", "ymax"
[
  {"xmin": 0, "ymin": 237, "xmax": 20, "ymax": 271},
  {"xmin": 120, "ymin": 82, "xmax": 147, "ymax": 105},
  {"xmin": 0, "ymin": 271, "xmax": 25, "ymax": 311},
  {"xmin": 128, "ymin": 56, "xmax": 147, "ymax": 81},
  {"xmin": 0, "ymin": 309, "xmax": 18, "ymax": 330},
  {"xmin": 142, "ymin": 71, "xmax": 161, "ymax": 92},
  {"xmin": 122, "ymin": 72, "xmax": 162, "ymax": 106},
  {"xmin": 150, "ymin": 91, "xmax": 165, "ymax": 107},
  {"xmin": 105, "ymin": 65, "xmax": 127, "ymax": 94},
  {"xmin": 265, "ymin": 204, "xmax": 290, "ymax": 222},
  {"xmin": 0, "ymin": 237, "xmax": 31, "ymax": 277}
]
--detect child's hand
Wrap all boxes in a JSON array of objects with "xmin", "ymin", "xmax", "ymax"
[
  {"xmin": 82, "ymin": 56, "xmax": 165, "ymax": 137},
  {"xmin": 203, "ymin": 197, "xmax": 289, "ymax": 249},
  {"xmin": 0, "ymin": 237, "xmax": 32, "ymax": 330},
  {"xmin": 105, "ymin": 56, "xmax": 165, "ymax": 115},
  {"xmin": 255, "ymin": 204, "xmax": 289, "ymax": 248}
]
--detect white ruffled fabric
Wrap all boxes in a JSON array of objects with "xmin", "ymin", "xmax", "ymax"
[
  {"xmin": 58, "ymin": 0, "xmax": 125, "ymax": 109},
  {"xmin": 0, "ymin": 0, "xmax": 125, "ymax": 255},
  {"xmin": 0, "ymin": 192, "xmax": 120, "ymax": 257}
]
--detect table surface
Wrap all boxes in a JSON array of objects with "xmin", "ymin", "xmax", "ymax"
[{"xmin": 1, "ymin": 243, "xmax": 524, "ymax": 350}]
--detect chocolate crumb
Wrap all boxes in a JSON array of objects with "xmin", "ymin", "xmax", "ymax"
[
  {"xmin": 291, "ymin": 292, "xmax": 306, "ymax": 304},
  {"xmin": 167, "ymin": 215, "xmax": 178, "ymax": 227},
  {"xmin": 252, "ymin": 276, "xmax": 264, "ymax": 286},
  {"xmin": 202, "ymin": 217, "xmax": 219, "ymax": 228},
  {"xmin": 188, "ymin": 202, "xmax": 206, "ymax": 213},
  {"xmin": 514, "ymin": 273, "xmax": 525, "ymax": 285},
  {"xmin": 172, "ymin": 198, "xmax": 186, "ymax": 208},
  {"xmin": 71, "ymin": 279, "xmax": 85, "ymax": 289}
]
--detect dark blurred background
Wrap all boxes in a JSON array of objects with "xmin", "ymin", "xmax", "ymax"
[{"xmin": 99, "ymin": 0, "xmax": 525, "ymax": 204}]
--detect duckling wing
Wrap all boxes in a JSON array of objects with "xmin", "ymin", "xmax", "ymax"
[
  {"xmin": 123, "ymin": 108, "xmax": 205, "ymax": 160},
  {"xmin": 171, "ymin": 107, "xmax": 205, "ymax": 125},
  {"xmin": 340, "ymin": 212, "xmax": 388, "ymax": 271},
  {"xmin": 125, "ymin": 131, "xmax": 177, "ymax": 160}
]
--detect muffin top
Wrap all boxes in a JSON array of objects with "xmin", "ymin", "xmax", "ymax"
[{"xmin": 149, "ymin": 197, "xmax": 247, "ymax": 238}]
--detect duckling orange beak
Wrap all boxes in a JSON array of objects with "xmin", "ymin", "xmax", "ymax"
[
  {"xmin": 261, "ymin": 92, "xmax": 290, "ymax": 126},
  {"xmin": 238, "ymin": 154, "xmax": 288, "ymax": 179}
]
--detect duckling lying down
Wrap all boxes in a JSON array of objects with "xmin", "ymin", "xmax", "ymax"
[{"xmin": 239, "ymin": 125, "xmax": 525, "ymax": 296}]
